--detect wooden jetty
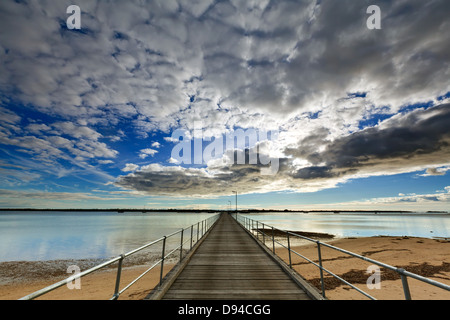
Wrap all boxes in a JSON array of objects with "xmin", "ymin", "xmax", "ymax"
[{"xmin": 146, "ymin": 213, "xmax": 323, "ymax": 300}]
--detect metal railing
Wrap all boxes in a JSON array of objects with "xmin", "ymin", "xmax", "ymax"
[
  {"xmin": 234, "ymin": 213, "xmax": 450, "ymax": 300},
  {"xmin": 19, "ymin": 213, "xmax": 221, "ymax": 300}
]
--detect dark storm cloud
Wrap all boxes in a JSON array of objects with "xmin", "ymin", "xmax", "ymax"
[
  {"xmin": 290, "ymin": 104, "xmax": 450, "ymax": 180},
  {"xmin": 114, "ymin": 149, "xmax": 290, "ymax": 196},
  {"xmin": 115, "ymin": 104, "xmax": 450, "ymax": 196}
]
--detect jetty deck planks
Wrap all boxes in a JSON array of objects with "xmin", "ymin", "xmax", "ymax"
[{"xmin": 160, "ymin": 213, "xmax": 311, "ymax": 300}]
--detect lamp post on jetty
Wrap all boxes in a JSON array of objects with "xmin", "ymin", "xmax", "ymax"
[{"xmin": 232, "ymin": 190, "xmax": 238, "ymax": 215}]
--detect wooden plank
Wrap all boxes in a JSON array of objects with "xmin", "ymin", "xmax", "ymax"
[
  {"xmin": 163, "ymin": 293, "xmax": 310, "ymax": 300},
  {"xmin": 169, "ymin": 280, "xmax": 301, "ymax": 291},
  {"xmin": 163, "ymin": 289, "xmax": 309, "ymax": 294},
  {"xmin": 186, "ymin": 261, "xmax": 277, "ymax": 266}
]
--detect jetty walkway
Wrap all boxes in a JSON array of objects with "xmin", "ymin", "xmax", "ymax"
[{"xmin": 146, "ymin": 213, "xmax": 322, "ymax": 300}]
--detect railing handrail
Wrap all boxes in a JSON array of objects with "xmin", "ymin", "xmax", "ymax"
[
  {"xmin": 233, "ymin": 213, "xmax": 450, "ymax": 300},
  {"xmin": 19, "ymin": 213, "xmax": 221, "ymax": 300}
]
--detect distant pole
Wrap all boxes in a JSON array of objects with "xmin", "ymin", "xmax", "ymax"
[{"xmin": 232, "ymin": 191, "xmax": 238, "ymax": 213}]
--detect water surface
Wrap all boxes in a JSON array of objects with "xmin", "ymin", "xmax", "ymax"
[
  {"xmin": 1, "ymin": 211, "xmax": 449, "ymax": 262},
  {"xmin": 245, "ymin": 211, "xmax": 450, "ymax": 239},
  {"xmin": 0, "ymin": 211, "xmax": 216, "ymax": 262}
]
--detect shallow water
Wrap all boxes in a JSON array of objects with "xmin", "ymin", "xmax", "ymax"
[
  {"xmin": 0, "ymin": 211, "xmax": 216, "ymax": 262},
  {"xmin": 244, "ymin": 211, "xmax": 450, "ymax": 239},
  {"xmin": 0, "ymin": 211, "xmax": 449, "ymax": 262}
]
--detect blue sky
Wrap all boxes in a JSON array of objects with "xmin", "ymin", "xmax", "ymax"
[{"xmin": 1, "ymin": 0, "xmax": 450, "ymax": 211}]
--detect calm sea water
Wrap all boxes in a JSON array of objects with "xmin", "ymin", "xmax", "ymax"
[
  {"xmin": 245, "ymin": 211, "xmax": 450, "ymax": 239},
  {"xmin": 0, "ymin": 211, "xmax": 217, "ymax": 262},
  {"xmin": 0, "ymin": 211, "xmax": 449, "ymax": 262}
]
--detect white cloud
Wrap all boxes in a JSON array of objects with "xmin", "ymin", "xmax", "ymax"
[
  {"xmin": 139, "ymin": 148, "xmax": 158, "ymax": 159},
  {"xmin": 25, "ymin": 123, "xmax": 52, "ymax": 135},
  {"xmin": 51, "ymin": 122, "xmax": 102, "ymax": 141},
  {"xmin": 122, "ymin": 163, "xmax": 139, "ymax": 172},
  {"xmin": 354, "ymin": 191, "xmax": 450, "ymax": 207},
  {"xmin": 98, "ymin": 160, "xmax": 114, "ymax": 165},
  {"xmin": 0, "ymin": 189, "xmax": 124, "ymax": 201},
  {"xmin": 419, "ymin": 166, "xmax": 450, "ymax": 177}
]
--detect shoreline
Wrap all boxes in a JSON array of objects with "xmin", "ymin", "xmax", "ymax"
[
  {"xmin": 2, "ymin": 209, "xmax": 449, "ymax": 218},
  {"xmin": 1, "ymin": 235, "xmax": 449, "ymax": 300},
  {"xmin": 0, "ymin": 208, "xmax": 427, "ymax": 213}
]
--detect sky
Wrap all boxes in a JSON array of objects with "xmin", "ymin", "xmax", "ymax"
[{"xmin": 0, "ymin": 0, "xmax": 449, "ymax": 211}]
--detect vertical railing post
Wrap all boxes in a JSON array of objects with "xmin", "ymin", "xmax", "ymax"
[
  {"xmin": 398, "ymin": 269, "xmax": 412, "ymax": 300},
  {"xmin": 262, "ymin": 223, "xmax": 265, "ymax": 245},
  {"xmin": 287, "ymin": 232, "xmax": 292, "ymax": 268},
  {"xmin": 112, "ymin": 254, "xmax": 125, "ymax": 300},
  {"xmin": 256, "ymin": 220, "xmax": 259, "ymax": 241},
  {"xmin": 190, "ymin": 225, "xmax": 193, "ymax": 250},
  {"xmin": 180, "ymin": 228, "xmax": 184, "ymax": 262},
  {"xmin": 272, "ymin": 226, "xmax": 275, "ymax": 253},
  {"xmin": 197, "ymin": 222, "xmax": 199, "ymax": 242},
  {"xmin": 258, "ymin": 221, "xmax": 261, "ymax": 241},
  {"xmin": 159, "ymin": 236, "xmax": 166, "ymax": 287},
  {"xmin": 317, "ymin": 241, "xmax": 326, "ymax": 298}
]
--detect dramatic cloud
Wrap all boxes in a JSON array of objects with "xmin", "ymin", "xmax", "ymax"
[
  {"xmin": 1, "ymin": 0, "xmax": 449, "ymax": 133},
  {"xmin": 289, "ymin": 104, "xmax": 450, "ymax": 180},
  {"xmin": 115, "ymin": 104, "xmax": 450, "ymax": 196},
  {"xmin": 0, "ymin": 0, "xmax": 449, "ymax": 205}
]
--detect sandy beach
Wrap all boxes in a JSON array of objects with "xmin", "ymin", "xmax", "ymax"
[
  {"xmin": 276, "ymin": 236, "xmax": 450, "ymax": 300},
  {"xmin": 0, "ymin": 259, "xmax": 176, "ymax": 300},
  {"xmin": 1, "ymin": 236, "xmax": 449, "ymax": 300}
]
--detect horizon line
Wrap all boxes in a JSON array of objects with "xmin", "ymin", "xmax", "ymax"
[{"xmin": 1, "ymin": 208, "xmax": 449, "ymax": 214}]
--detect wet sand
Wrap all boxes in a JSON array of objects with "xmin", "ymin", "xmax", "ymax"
[{"xmin": 1, "ymin": 236, "xmax": 449, "ymax": 300}]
